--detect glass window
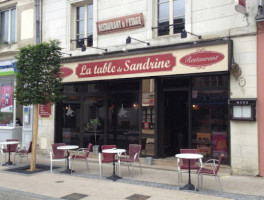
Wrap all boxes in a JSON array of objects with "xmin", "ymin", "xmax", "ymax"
[
  {"xmin": 142, "ymin": 79, "xmax": 155, "ymax": 157},
  {"xmin": 0, "ymin": 8, "xmax": 16, "ymax": 44},
  {"xmin": 157, "ymin": 0, "xmax": 185, "ymax": 36},
  {"xmin": 108, "ymin": 81, "xmax": 140, "ymax": 149},
  {"xmin": 191, "ymin": 75, "xmax": 229, "ymax": 160},
  {"xmin": 76, "ymin": 3, "xmax": 93, "ymax": 48},
  {"xmin": 0, "ymin": 77, "xmax": 14, "ymax": 127}
]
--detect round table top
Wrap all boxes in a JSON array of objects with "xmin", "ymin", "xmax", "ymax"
[
  {"xmin": 102, "ymin": 148, "xmax": 126, "ymax": 154},
  {"xmin": 57, "ymin": 145, "xmax": 79, "ymax": 150},
  {"xmin": 0, "ymin": 141, "xmax": 20, "ymax": 145},
  {"xmin": 175, "ymin": 153, "xmax": 203, "ymax": 159}
]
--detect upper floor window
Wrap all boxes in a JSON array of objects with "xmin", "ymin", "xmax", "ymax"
[
  {"xmin": 157, "ymin": 0, "xmax": 185, "ymax": 36},
  {"xmin": 0, "ymin": 8, "xmax": 16, "ymax": 44},
  {"xmin": 76, "ymin": 3, "xmax": 93, "ymax": 48}
]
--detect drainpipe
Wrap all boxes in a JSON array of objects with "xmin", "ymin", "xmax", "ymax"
[{"xmin": 34, "ymin": 0, "xmax": 42, "ymax": 44}]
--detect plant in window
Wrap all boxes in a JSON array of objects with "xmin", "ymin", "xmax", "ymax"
[{"xmin": 84, "ymin": 117, "xmax": 101, "ymax": 145}]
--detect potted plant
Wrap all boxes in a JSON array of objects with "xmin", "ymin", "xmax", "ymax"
[{"xmin": 84, "ymin": 117, "xmax": 101, "ymax": 153}]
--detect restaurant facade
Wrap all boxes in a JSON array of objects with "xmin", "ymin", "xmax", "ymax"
[{"xmin": 37, "ymin": 0, "xmax": 260, "ymax": 176}]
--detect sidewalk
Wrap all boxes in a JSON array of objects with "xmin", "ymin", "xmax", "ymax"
[{"xmin": 0, "ymin": 153, "xmax": 263, "ymax": 200}]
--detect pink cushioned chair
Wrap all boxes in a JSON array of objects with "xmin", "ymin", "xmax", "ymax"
[
  {"xmin": 99, "ymin": 145, "xmax": 119, "ymax": 179},
  {"xmin": 196, "ymin": 153, "xmax": 224, "ymax": 191},
  {"xmin": 71, "ymin": 143, "xmax": 92, "ymax": 173},
  {"xmin": 3, "ymin": 139, "xmax": 19, "ymax": 163},
  {"xmin": 120, "ymin": 144, "xmax": 142, "ymax": 177},
  {"xmin": 50, "ymin": 143, "xmax": 67, "ymax": 174},
  {"xmin": 15, "ymin": 141, "xmax": 32, "ymax": 164},
  {"xmin": 177, "ymin": 149, "xmax": 201, "ymax": 186}
]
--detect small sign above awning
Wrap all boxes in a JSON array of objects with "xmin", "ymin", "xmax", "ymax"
[{"xmin": 97, "ymin": 13, "xmax": 144, "ymax": 35}]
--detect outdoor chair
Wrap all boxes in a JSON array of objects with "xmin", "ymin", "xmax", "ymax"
[
  {"xmin": 99, "ymin": 145, "xmax": 119, "ymax": 179},
  {"xmin": 71, "ymin": 143, "xmax": 92, "ymax": 173},
  {"xmin": 177, "ymin": 149, "xmax": 201, "ymax": 186},
  {"xmin": 50, "ymin": 143, "xmax": 67, "ymax": 174},
  {"xmin": 196, "ymin": 153, "xmax": 224, "ymax": 191},
  {"xmin": 3, "ymin": 139, "xmax": 19, "ymax": 163},
  {"xmin": 14, "ymin": 141, "xmax": 32, "ymax": 164},
  {"xmin": 120, "ymin": 144, "xmax": 142, "ymax": 177}
]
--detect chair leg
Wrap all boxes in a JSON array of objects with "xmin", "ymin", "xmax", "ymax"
[
  {"xmin": 85, "ymin": 159, "xmax": 90, "ymax": 172},
  {"xmin": 71, "ymin": 159, "xmax": 75, "ymax": 173},
  {"xmin": 50, "ymin": 160, "xmax": 53, "ymax": 174},
  {"xmin": 99, "ymin": 164, "xmax": 102, "ymax": 179},
  {"xmin": 178, "ymin": 171, "xmax": 181, "ymax": 187},
  {"xmin": 216, "ymin": 175, "xmax": 223, "ymax": 192},
  {"xmin": 201, "ymin": 174, "xmax": 203, "ymax": 188},
  {"xmin": 138, "ymin": 160, "xmax": 142, "ymax": 174},
  {"xmin": 196, "ymin": 173, "xmax": 199, "ymax": 191},
  {"xmin": 118, "ymin": 160, "xmax": 121, "ymax": 177},
  {"xmin": 26, "ymin": 155, "xmax": 30, "ymax": 164},
  {"xmin": 127, "ymin": 162, "xmax": 131, "ymax": 175}
]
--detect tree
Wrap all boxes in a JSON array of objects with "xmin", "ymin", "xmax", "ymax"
[{"xmin": 14, "ymin": 40, "xmax": 64, "ymax": 171}]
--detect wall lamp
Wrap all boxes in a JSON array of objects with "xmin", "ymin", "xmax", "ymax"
[
  {"xmin": 126, "ymin": 36, "xmax": 150, "ymax": 46},
  {"xmin": 60, "ymin": 52, "xmax": 72, "ymax": 57},
  {"xmin": 181, "ymin": 29, "xmax": 202, "ymax": 39},
  {"xmin": 71, "ymin": 38, "xmax": 107, "ymax": 53},
  {"xmin": 81, "ymin": 45, "xmax": 107, "ymax": 53}
]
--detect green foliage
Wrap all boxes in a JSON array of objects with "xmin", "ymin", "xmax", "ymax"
[
  {"xmin": 84, "ymin": 117, "xmax": 101, "ymax": 144},
  {"xmin": 14, "ymin": 40, "xmax": 64, "ymax": 105}
]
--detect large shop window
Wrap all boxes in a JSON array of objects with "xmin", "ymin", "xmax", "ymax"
[
  {"xmin": 108, "ymin": 81, "xmax": 140, "ymax": 150},
  {"xmin": 141, "ymin": 79, "xmax": 155, "ymax": 156},
  {"xmin": 0, "ymin": 77, "xmax": 22, "ymax": 127},
  {"xmin": 157, "ymin": 0, "xmax": 185, "ymax": 36},
  {"xmin": 191, "ymin": 75, "xmax": 229, "ymax": 160},
  {"xmin": 76, "ymin": 2, "xmax": 93, "ymax": 48},
  {"xmin": 0, "ymin": 7, "xmax": 16, "ymax": 44}
]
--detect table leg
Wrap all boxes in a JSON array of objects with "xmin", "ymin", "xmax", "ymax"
[
  {"xmin": 60, "ymin": 150, "xmax": 72, "ymax": 174},
  {"xmin": 180, "ymin": 159, "xmax": 195, "ymax": 190},
  {"xmin": 3, "ymin": 144, "xmax": 13, "ymax": 166},
  {"xmin": 106, "ymin": 153, "xmax": 121, "ymax": 181}
]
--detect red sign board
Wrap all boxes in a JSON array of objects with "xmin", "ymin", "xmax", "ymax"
[
  {"xmin": 39, "ymin": 103, "xmax": 51, "ymax": 117},
  {"xmin": 97, "ymin": 13, "xmax": 144, "ymax": 34},
  {"xmin": 76, "ymin": 53, "xmax": 176, "ymax": 78},
  {"xmin": 60, "ymin": 67, "xmax": 73, "ymax": 78},
  {"xmin": 180, "ymin": 49, "xmax": 224, "ymax": 68}
]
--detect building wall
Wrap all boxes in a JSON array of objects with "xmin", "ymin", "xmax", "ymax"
[
  {"xmin": 41, "ymin": 0, "xmax": 260, "ymax": 175},
  {"xmin": 230, "ymin": 36, "xmax": 258, "ymax": 175}
]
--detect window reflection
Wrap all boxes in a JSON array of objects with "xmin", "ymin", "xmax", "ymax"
[
  {"xmin": 192, "ymin": 75, "xmax": 229, "ymax": 160},
  {"xmin": 108, "ymin": 81, "xmax": 139, "ymax": 150}
]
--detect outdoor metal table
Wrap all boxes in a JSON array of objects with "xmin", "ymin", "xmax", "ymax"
[
  {"xmin": 102, "ymin": 148, "xmax": 126, "ymax": 181},
  {"xmin": 0, "ymin": 141, "xmax": 20, "ymax": 166},
  {"xmin": 175, "ymin": 153, "xmax": 203, "ymax": 191},
  {"xmin": 57, "ymin": 145, "xmax": 79, "ymax": 174}
]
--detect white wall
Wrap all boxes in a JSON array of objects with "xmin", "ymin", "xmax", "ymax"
[{"xmin": 230, "ymin": 36, "xmax": 258, "ymax": 175}]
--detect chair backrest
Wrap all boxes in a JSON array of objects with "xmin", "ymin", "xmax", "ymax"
[
  {"xmin": 101, "ymin": 145, "xmax": 116, "ymax": 161},
  {"xmin": 6, "ymin": 139, "xmax": 18, "ymax": 152},
  {"xmin": 27, "ymin": 141, "xmax": 32, "ymax": 154},
  {"xmin": 129, "ymin": 144, "xmax": 141, "ymax": 161},
  {"xmin": 180, "ymin": 149, "xmax": 198, "ymax": 169},
  {"xmin": 52, "ymin": 143, "xmax": 66, "ymax": 158},
  {"xmin": 85, "ymin": 143, "xmax": 93, "ymax": 158},
  {"xmin": 214, "ymin": 153, "xmax": 224, "ymax": 175}
]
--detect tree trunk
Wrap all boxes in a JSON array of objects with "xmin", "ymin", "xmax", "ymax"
[{"xmin": 30, "ymin": 104, "xmax": 38, "ymax": 171}]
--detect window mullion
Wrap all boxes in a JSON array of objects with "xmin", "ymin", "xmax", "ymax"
[
  {"xmin": 84, "ymin": 5, "xmax": 88, "ymax": 46},
  {"xmin": 169, "ymin": 0, "xmax": 174, "ymax": 35}
]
